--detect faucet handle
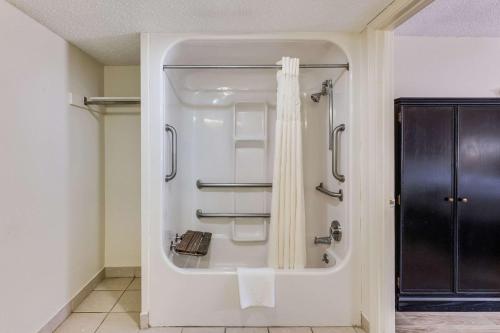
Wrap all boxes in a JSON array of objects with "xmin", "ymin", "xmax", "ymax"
[{"xmin": 330, "ymin": 220, "xmax": 342, "ymax": 242}]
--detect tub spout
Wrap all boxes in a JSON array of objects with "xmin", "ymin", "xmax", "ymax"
[{"xmin": 314, "ymin": 236, "xmax": 332, "ymax": 245}]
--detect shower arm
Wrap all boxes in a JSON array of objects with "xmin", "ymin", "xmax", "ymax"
[{"xmin": 312, "ymin": 79, "xmax": 334, "ymax": 149}]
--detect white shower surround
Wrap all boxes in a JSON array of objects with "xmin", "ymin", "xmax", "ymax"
[{"xmin": 141, "ymin": 33, "xmax": 362, "ymax": 327}]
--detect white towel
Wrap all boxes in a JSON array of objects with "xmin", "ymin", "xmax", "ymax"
[{"xmin": 237, "ymin": 267, "xmax": 275, "ymax": 309}]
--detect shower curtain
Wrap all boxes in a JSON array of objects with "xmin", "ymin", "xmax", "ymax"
[{"xmin": 268, "ymin": 57, "xmax": 307, "ymax": 269}]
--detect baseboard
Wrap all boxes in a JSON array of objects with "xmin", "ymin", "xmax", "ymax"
[
  {"xmin": 398, "ymin": 298, "xmax": 500, "ymax": 311},
  {"xmin": 140, "ymin": 312, "xmax": 149, "ymax": 329},
  {"xmin": 105, "ymin": 266, "xmax": 141, "ymax": 278},
  {"xmin": 360, "ymin": 312, "xmax": 370, "ymax": 333},
  {"xmin": 37, "ymin": 268, "xmax": 105, "ymax": 333}
]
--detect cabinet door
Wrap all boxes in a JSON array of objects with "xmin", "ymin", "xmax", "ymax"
[
  {"xmin": 399, "ymin": 105, "xmax": 455, "ymax": 293},
  {"xmin": 457, "ymin": 106, "xmax": 500, "ymax": 292}
]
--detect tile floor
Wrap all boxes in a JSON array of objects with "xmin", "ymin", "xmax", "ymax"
[
  {"xmin": 54, "ymin": 278, "xmax": 366, "ymax": 333},
  {"xmin": 396, "ymin": 311, "xmax": 500, "ymax": 333}
]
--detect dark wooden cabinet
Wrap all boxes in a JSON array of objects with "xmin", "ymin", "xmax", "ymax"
[{"xmin": 396, "ymin": 98, "xmax": 500, "ymax": 311}]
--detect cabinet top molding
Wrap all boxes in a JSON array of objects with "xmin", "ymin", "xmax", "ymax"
[{"xmin": 395, "ymin": 98, "xmax": 500, "ymax": 105}]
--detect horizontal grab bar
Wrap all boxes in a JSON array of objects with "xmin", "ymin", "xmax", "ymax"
[
  {"xmin": 316, "ymin": 183, "xmax": 343, "ymax": 201},
  {"xmin": 196, "ymin": 180, "xmax": 272, "ymax": 189},
  {"xmin": 196, "ymin": 209, "xmax": 270, "ymax": 219}
]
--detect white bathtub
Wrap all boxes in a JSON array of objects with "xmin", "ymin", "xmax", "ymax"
[
  {"xmin": 142, "ymin": 35, "xmax": 361, "ymax": 327},
  {"xmin": 169, "ymin": 235, "xmax": 338, "ymax": 270}
]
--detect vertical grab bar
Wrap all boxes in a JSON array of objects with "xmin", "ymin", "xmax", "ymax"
[
  {"xmin": 332, "ymin": 124, "xmax": 345, "ymax": 183},
  {"xmin": 165, "ymin": 124, "xmax": 177, "ymax": 182},
  {"xmin": 327, "ymin": 79, "xmax": 334, "ymax": 150}
]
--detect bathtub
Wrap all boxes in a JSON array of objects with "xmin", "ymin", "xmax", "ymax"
[
  {"xmin": 142, "ymin": 34, "xmax": 361, "ymax": 327},
  {"xmin": 169, "ymin": 235, "xmax": 339, "ymax": 270}
]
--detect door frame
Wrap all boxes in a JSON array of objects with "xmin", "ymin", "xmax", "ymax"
[{"xmin": 360, "ymin": 1, "xmax": 433, "ymax": 332}]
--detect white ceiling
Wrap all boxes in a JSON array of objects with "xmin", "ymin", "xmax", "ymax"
[
  {"xmin": 7, "ymin": 0, "xmax": 393, "ymax": 65},
  {"xmin": 397, "ymin": 0, "xmax": 500, "ymax": 37}
]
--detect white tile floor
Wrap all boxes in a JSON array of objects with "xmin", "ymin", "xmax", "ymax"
[{"xmin": 54, "ymin": 278, "xmax": 366, "ymax": 333}]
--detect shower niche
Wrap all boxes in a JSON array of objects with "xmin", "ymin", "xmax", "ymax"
[
  {"xmin": 232, "ymin": 102, "xmax": 269, "ymax": 242},
  {"xmin": 162, "ymin": 39, "xmax": 351, "ymax": 270}
]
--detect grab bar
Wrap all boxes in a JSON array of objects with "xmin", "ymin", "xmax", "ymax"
[
  {"xmin": 327, "ymin": 79, "xmax": 334, "ymax": 150},
  {"xmin": 196, "ymin": 209, "xmax": 270, "ymax": 219},
  {"xmin": 332, "ymin": 124, "xmax": 345, "ymax": 182},
  {"xmin": 196, "ymin": 180, "xmax": 272, "ymax": 189},
  {"xmin": 165, "ymin": 124, "xmax": 177, "ymax": 182},
  {"xmin": 316, "ymin": 183, "xmax": 343, "ymax": 201}
]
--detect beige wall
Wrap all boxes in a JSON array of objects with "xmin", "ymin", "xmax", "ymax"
[
  {"xmin": 0, "ymin": 1, "xmax": 104, "ymax": 332},
  {"xmin": 104, "ymin": 66, "xmax": 141, "ymax": 267},
  {"xmin": 395, "ymin": 36, "xmax": 500, "ymax": 98}
]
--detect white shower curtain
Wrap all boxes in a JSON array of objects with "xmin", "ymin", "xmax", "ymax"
[{"xmin": 268, "ymin": 57, "xmax": 306, "ymax": 269}]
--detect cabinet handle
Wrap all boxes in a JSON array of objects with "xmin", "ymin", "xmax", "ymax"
[
  {"xmin": 445, "ymin": 197, "xmax": 454, "ymax": 202},
  {"xmin": 458, "ymin": 197, "xmax": 468, "ymax": 203}
]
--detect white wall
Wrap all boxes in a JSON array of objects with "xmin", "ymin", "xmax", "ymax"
[
  {"xmin": 104, "ymin": 66, "xmax": 141, "ymax": 267},
  {"xmin": 395, "ymin": 36, "xmax": 500, "ymax": 98},
  {"xmin": 0, "ymin": 1, "xmax": 104, "ymax": 332}
]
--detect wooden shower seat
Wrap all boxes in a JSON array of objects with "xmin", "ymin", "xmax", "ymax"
[{"xmin": 174, "ymin": 230, "xmax": 212, "ymax": 256}]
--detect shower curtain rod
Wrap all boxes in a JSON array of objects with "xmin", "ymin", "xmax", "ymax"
[{"xmin": 163, "ymin": 63, "xmax": 349, "ymax": 70}]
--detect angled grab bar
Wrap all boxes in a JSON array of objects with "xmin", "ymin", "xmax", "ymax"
[
  {"xmin": 196, "ymin": 209, "xmax": 270, "ymax": 219},
  {"xmin": 165, "ymin": 124, "xmax": 177, "ymax": 182},
  {"xmin": 332, "ymin": 124, "xmax": 346, "ymax": 182},
  {"xmin": 316, "ymin": 183, "xmax": 343, "ymax": 201}
]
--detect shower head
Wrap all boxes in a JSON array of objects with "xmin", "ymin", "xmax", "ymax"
[
  {"xmin": 311, "ymin": 93, "xmax": 322, "ymax": 103},
  {"xmin": 311, "ymin": 79, "xmax": 332, "ymax": 103}
]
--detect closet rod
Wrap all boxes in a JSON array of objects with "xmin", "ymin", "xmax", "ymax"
[
  {"xmin": 163, "ymin": 63, "xmax": 349, "ymax": 70},
  {"xmin": 84, "ymin": 97, "xmax": 141, "ymax": 106}
]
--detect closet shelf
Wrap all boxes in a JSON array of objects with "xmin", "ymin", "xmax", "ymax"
[{"xmin": 84, "ymin": 96, "xmax": 140, "ymax": 106}]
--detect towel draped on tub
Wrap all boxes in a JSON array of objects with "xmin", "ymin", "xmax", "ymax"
[{"xmin": 237, "ymin": 267, "xmax": 275, "ymax": 309}]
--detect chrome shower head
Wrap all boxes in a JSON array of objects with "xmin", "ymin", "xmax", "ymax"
[
  {"xmin": 311, "ymin": 93, "xmax": 322, "ymax": 103},
  {"xmin": 311, "ymin": 80, "xmax": 332, "ymax": 103}
]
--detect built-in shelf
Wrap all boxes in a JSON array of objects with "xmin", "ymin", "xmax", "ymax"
[{"xmin": 234, "ymin": 137, "xmax": 267, "ymax": 142}]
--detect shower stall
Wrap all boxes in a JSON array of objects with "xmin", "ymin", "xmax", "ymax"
[{"xmin": 142, "ymin": 36, "xmax": 361, "ymax": 327}]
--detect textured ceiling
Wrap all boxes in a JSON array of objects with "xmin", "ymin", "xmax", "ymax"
[
  {"xmin": 397, "ymin": 0, "xmax": 500, "ymax": 37},
  {"xmin": 7, "ymin": 0, "xmax": 393, "ymax": 65}
]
